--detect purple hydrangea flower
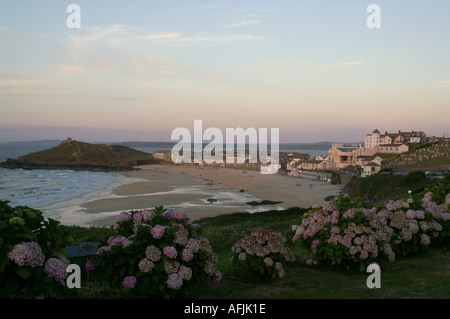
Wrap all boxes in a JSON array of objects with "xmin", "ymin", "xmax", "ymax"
[
  {"xmin": 117, "ymin": 211, "xmax": 131, "ymax": 222},
  {"xmin": 163, "ymin": 210, "xmax": 175, "ymax": 219},
  {"xmin": 174, "ymin": 210, "xmax": 188, "ymax": 220},
  {"xmin": 44, "ymin": 258, "xmax": 68, "ymax": 280},
  {"xmin": 151, "ymin": 225, "xmax": 165, "ymax": 239},
  {"xmin": 85, "ymin": 260, "xmax": 96, "ymax": 272},
  {"xmin": 133, "ymin": 212, "xmax": 143, "ymax": 224},
  {"xmin": 122, "ymin": 276, "xmax": 137, "ymax": 290}
]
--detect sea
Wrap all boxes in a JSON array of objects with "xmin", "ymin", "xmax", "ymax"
[{"xmin": 0, "ymin": 142, "xmax": 328, "ymax": 227}]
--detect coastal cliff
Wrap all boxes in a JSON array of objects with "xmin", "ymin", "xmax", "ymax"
[{"xmin": 0, "ymin": 138, "xmax": 160, "ymax": 172}]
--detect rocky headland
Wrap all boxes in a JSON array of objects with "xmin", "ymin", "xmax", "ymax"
[{"xmin": 0, "ymin": 138, "xmax": 161, "ymax": 172}]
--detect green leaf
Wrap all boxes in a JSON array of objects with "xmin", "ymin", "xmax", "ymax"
[
  {"xmin": 359, "ymin": 263, "xmax": 366, "ymax": 272},
  {"xmin": 14, "ymin": 232, "xmax": 33, "ymax": 240},
  {"xmin": 16, "ymin": 268, "xmax": 30, "ymax": 280},
  {"xmin": 24, "ymin": 210, "xmax": 36, "ymax": 219}
]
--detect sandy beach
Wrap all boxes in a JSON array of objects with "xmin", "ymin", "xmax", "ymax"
[
  {"xmin": 140, "ymin": 165, "xmax": 344, "ymax": 207},
  {"xmin": 81, "ymin": 164, "xmax": 345, "ymax": 227}
]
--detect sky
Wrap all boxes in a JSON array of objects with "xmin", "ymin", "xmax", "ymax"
[{"xmin": 0, "ymin": 0, "xmax": 449, "ymax": 143}]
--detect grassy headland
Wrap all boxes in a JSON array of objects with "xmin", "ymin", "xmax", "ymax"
[{"xmin": 0, "ymin": 138, "xmax": 160, "ymax": 171}]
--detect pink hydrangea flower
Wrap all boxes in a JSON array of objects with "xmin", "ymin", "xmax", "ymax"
[
  {"xmin": 107, "ymin": 235, "xmax": 130, "ymax": 247},
  {"xmin": 167, "ymin": 273, "xmax": 183, "ymax": 290},
  {"xmin": 181, "ymin": 248, "xmax": 194, "ymax": 262},
  {"xmin": 386, "ymin": 202, "xmax": 397, "ymax": 211},
  {"xmin": 22, "ymin": 242, "xmax": 45, "ymax": 268},
  {"xmin": 178, "ymin": 265, "xmax": 193, "ymax": 281},
  {"xmin": 405, "ymin": 209, "xmax": 416, "ymax": 219},
  {"xmin": 138, "ymin": 258, "xmax": 154, "ymax": 273},
  {"xmin": 263, "ymin": 257, "xmax": 273, "ymax": 267},
  {"xmin": 212, "ymin": 269, "xmax": 222, "ymax": 283},
  {"xmin": 185, "ymin": 239, "xmax": 200, "ymax": 253},
  {"xmin": 122, "ymin": 276, "xmax": 137, "ymax": 290},
  {"xmin": 141, "ymin": 209, "xmax": 155, "ymax": 221},
  {"xmin": 163, "ymin": 246, "xmax": 178, "ymax": 259},
  {"xmin": 420, "ymin": 234, "xmax": 431, "ymax": 246},
  {"xmin": 415, "ymin": 210, "xmax": 425, "ymax": 219},
  {"xmin": 7, "ymin": 244, "xmax": 33, "ymax": 267}
]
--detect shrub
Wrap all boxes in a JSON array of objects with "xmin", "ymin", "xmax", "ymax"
[
  {"xmin": 231, "ymin": 228, "xmax": 295, "ymax": 279},
  {"xmin": 91, "ymin": 206, "xmax": 221, "ymax": 298},
  {"xmin": 293, "ymin": 187, "xmax": 450, "ymax": 271},
  {"xmin": 0, "ymin": 200, "xmax": 73, "ymax": 298}
]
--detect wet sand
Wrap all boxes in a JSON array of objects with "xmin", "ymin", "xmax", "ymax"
[
  {"xmin": 138, "ymin": 165, "xmax": 344, "ymax": 209},
  {"xmin": 82, "ymin": 164, "xmax": 344, "ymax": 227}
]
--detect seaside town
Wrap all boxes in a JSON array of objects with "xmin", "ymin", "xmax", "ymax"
[{"xmin": 151, "ymin": 129, "xmax": 450, "ymax": 182}]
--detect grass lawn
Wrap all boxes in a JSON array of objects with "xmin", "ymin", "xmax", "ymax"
[{"xmin": 68, "ymin": 208, "xmax": 450, "ymax": 299}]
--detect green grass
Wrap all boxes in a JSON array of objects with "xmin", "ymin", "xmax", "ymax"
[
  {"xmin": 376, "ymin": 153, "xmax": 400, "ymax": 163},
  {"xmin": 67, "ymin": 208, "xmax": 450, "ymax": 299},
  {"xmin": 344, "ymin": 171, "xmax": 432, "ymax": 202}
]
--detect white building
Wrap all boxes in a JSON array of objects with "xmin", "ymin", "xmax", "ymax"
[{"xmin": 365, "ymin": 129, "xmax": 426, "ymax": 148}]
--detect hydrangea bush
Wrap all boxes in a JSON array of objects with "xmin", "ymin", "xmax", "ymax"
[
  {"xmin": 293, "ymin": 184, "xmax": 450, "ymax": 271},
  {"xmin": 0, "ymin": 200, "xmax": 73, "ymax": 298},
  {"xmin": 91, "ymin": 206, "xmax": 221, "ymax": 298},
  {"xmin": 231, "ymin": 228, "xmax": 295, "ymax": 279}
]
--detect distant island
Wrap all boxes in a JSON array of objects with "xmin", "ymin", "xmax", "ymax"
[{"xmin": 0, "ymin": 138, "xmax": 161, "ymax": 172}]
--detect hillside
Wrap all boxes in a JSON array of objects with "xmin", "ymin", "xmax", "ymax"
[
  {"xmin": 344, "ymin": 171, "xmax": 434, "ymax": 202},
  {"xmin": 382, "ymin": 140, "xmax": 449, "ymax": 171},
  {"xmin": 0, "ymin": 138, "xmax": 160, "ymax": 172}
]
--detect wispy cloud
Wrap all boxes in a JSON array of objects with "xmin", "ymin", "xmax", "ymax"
[
  {"xmin": 319, "ymin": 60, "xmax": 367, "ymax": 69},
  {"xmin": 223, "ymin": 19, "xmax": 261, "ymax": 29},
  {"xmin": 133, "ymin": 32, "xmax": 262, "ymax": 42},
  {"xmin": 64, "ymin": 26, "xmax": 187, "ymax": 78},
  {"xmin": 71, "ymin": 25, "xmax": 262, "ymax": 44}
]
